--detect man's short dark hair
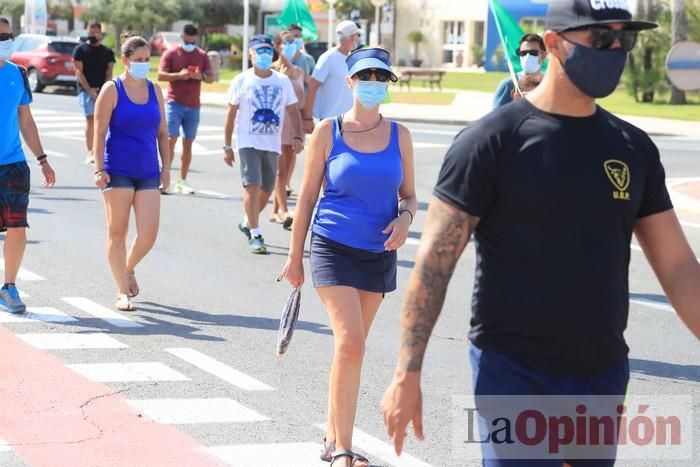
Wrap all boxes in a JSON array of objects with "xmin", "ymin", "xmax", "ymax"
[
  {"xmin": 519, "ymin": 33, "xmax": 545, "ymax": 52},
  {"xmin": 0, "ymin": 18, "xmax": 10, "ymax": 26},
  {"xmin": 89, "ymin": 22, "xmax": 102, "ymax": 30},
  {"xmin": 183, "ymin": 24, "xmax": 198, "ymax": 36},
  {"xmin": 288, "ymin": 24, "xmax": 302, "ymax": 32}
]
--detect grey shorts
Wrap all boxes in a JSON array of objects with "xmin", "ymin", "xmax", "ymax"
[{"xmin": 239, "ymin": 147, "xmax": 279, "ymax": 193}]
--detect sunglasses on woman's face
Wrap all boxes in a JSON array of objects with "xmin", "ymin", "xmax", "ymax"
[
  {"xmin": 565, "ymin": 26, "xmax": 639, "ymax": 52},
  {"xmin": 354, "ymin": 69, "xmax": 391, "ymax": 82},
  {"xmin": 0, "ymin": 33, "xmax": 14, "ymax": 42}
]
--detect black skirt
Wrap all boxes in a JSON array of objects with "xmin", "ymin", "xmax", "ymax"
[{"xmin": 310, "ymin": 233, "xmax": 397, "ymax": 294}]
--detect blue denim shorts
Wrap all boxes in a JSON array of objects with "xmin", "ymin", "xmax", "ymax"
[
  {"xmin": 166, "ymin": 101, "xmax": 200, "ymax": 140},
  {"xmin": 103, "ymin": 173, "xmax": 160, "ymax": 192},
  {"xmin": 78, "ymin": 90, "xmax": 96, "ymax": 117},
  {"xmin": 469, "ymin": 345, "xmax": 629, "ymax": 466}
]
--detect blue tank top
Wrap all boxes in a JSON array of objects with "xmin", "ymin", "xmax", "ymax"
[
  {"xmin": 104, "ymin": 78, "xmax": 160, "ymax": 179},
  {"xmin": 312, "ymin": 118, "xmax": 403, "ymax": 253}
]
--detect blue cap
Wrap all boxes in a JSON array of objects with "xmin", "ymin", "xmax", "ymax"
[
  {"xmin": 346, "ymin": 47, "xmax": 397, "ymax": 82},
  {"xmin": 250, "ymin": 34, "xmax": 273, "ymax": 50}
]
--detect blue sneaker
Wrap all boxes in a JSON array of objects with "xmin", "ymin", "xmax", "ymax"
[
  {"xmin": 0, "ymin": 285, "xmax": 26, "ymax": 314},
  {"xmin": 238, "ymin": 218, "xmax": 251, "ymax": 240},
  {"xmin": 249, "ymin": 234, "xmax": 267, "ymax": 254}
]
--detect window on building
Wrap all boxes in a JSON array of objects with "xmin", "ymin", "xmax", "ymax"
[
  {"xmin": 442, "ymin": 20, "xmax": 466, "ymax": 64},
  {"xmin": 520, "ymin": 17, "xmax": 546, "ymax": 34}
]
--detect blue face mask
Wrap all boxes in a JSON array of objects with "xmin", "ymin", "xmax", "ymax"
[
  {"xmin": 294, "ymin": 38, "xmax": 304, "ymax": 50},
  {"xmin": 128, "ymin": 61, "xmax": 150, "ymax": 80},
  {"xmin": 0, "ymin": 39, "xmax": 13, "ymax": 61},
  {"xmin": 560, "ymin": 41, "xmax": 628, "ymax": 98},
  {"xmin": 281, "ymin": 42, "xmax": 297, "ymax": 59},
  {"xmin": 255, "ymin": 51, "xmax": 273, "ymax": 70},
  {"xmin": 182, "ymin": 42, "xmax": 196, "ymax": 53},
  {"xmin": 354, "ymin": 80, "xmax": 387, "ymax": 109}
]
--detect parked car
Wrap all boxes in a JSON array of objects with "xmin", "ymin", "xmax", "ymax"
[
  {"xmin": 304, "ymin": 41, "xmax": 329, "ymax": 63},
  {"xmin": 10, "ymin": 34, "xmax": 79, "ymax": 93},
  {"xmin": 149, "ymin": 31, "xmax": 182, "ymax": 55}
]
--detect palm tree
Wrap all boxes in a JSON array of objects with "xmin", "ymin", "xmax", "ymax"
[{"xmin": 407, "ymin": 30, "xmax": 424, "ymax": 67}]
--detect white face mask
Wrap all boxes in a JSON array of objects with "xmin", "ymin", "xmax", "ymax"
[
  {"xmin": 520, "ymin": 53, "xmax": 541, "ymax": 75},
  {"xmin": 0, "ymin": 39, "xmax": 13, "ymax": 61}
]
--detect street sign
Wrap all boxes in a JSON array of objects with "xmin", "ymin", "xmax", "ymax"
[{"xmin": 666, "ymin": 40, "xmax": 700, "ymax": 91}]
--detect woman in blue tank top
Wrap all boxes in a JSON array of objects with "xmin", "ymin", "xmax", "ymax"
[
  {"xmin": 92, "ymin": 35, "xmax": 170, "ymax": 311},
  {"xmin": 281, "ymin": 48, "xmax": 417, "ymax": 467}
]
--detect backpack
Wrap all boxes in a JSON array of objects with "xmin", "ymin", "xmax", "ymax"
[{"xmin": 17, "ymin": 65, "xmax": 33, "ymax": 101}]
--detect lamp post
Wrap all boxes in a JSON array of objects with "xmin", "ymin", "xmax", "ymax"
[
  {"xmin": 371, "ymin": 0, "xmax": 384, "ymax": 47},
  {"xmin": 242, "ymin": 0, "xmax": 250, "ymax": 70},
  {"xmin": 327, "ymin": 0, "xmax": 337, "ymax": 51}
]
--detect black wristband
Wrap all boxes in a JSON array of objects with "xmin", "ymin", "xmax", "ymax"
[
  {"xmin": 36, "ymin": 154, "xmax": 47, "ymax": 162},
  {"xmin": 399, "ymin": 209, "xmax": 414, "ymax": 225},
  {"xmin": 293, "ymin": 136, "xmax": 303, "ymax": 141}
]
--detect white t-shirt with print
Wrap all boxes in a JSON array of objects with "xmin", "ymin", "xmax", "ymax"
[
  {"xmin": 311, "ymin": 48, "xmax": 353, "ymax": 119},
  {"xmin": 227, "ymin": 69, "xmax": 298, "ymax": 154}
]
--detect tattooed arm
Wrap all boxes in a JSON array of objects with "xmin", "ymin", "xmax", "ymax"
[
  {"xmin": 397, "ymin": 196, "xmax": 477, "ymax": 372},
  {"xmin": 382, "ymin": 195, "xmax": 478, "ymax": 455}
]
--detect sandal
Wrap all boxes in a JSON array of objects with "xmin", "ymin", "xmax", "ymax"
[
  {"xmin": 330, "ymin": 449, "xmax": 369, "ymax": 467},
  {"xmin": 116, "ymin": 294, "xmax": 135, "ymax": 311},
  {"xmin": 282, "ymin": 216, "xmax": 293, "ymax": 231},
  {"xmin": 126, "ymin": 271, "xmax": 139, "ymax": 298},
  {"xmin": 320, "ymin": 437, "xmax": 336, "ymax": 462}
]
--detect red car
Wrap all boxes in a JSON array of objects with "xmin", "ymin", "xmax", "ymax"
[
  {"xmin": 10, "ymin": 34, "xmax": 79, "ymax": 93},
  {"xmin": 149, "ymin": 31, "xmax": 182, "ymax": 56}
]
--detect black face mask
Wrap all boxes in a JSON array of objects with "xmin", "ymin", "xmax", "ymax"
[{"xmin": 87, "ymin": 35, "xmax": 99, "ymax": 45}]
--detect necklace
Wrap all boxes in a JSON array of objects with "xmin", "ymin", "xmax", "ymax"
[{"xmin": 341, "ymin": 114, "xmax": 383, "ymax": 135}]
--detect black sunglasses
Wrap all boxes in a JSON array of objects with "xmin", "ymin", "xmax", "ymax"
[
  {"xmin": 566, "ymin": 26, "xmax": 638, "ymax": 52},
  {"xmin": 0, "ymin": 33, "xmax": 14, "ymax": 41},
  {"xmin": 517, "ymin": 49, "xmax": 540, "ymax": 57},
  {"xmin": 354, "ymin": 68, "xmax": 391, "ymax": 82}
]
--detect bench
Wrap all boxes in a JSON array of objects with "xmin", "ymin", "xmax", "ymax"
[{"xmin": 397, "ymin": 69, "xmax": 446, "ymax": 92}]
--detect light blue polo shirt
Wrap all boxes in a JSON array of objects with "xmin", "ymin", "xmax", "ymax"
[{"xmin": 0, "ymin": 61, "xmax": 31, "ymax": 166}]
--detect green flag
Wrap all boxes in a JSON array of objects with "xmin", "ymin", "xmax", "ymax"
[
  {"xmin": 276, "ymin": 0, "xmax": 319, "ymax": 41},
  {"xmin": 489, "ymin": 0, "xmax": 525, "ymax": 75}
]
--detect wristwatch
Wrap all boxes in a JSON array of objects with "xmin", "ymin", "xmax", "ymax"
[{"xmin": 222, "ymin": 145, "xmax": 232, "ymax": 151}]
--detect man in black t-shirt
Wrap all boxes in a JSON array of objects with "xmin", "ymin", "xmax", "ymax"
[
  {"xmin": 382, "ymin": 0, "xmax": 700, "ymax": 464},
  {"xmin": 72, "ymin": 22, "xmax": 115, "ymax": 164}
]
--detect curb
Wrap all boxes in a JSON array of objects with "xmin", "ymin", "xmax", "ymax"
[{"xmin": 667, "ymin": 179, "xmax": 700, "ymax": 215}]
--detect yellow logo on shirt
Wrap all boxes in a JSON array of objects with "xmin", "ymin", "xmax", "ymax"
[{"xmin": 604, "ymin": 159, "xmax": 631, "ymax": 201}]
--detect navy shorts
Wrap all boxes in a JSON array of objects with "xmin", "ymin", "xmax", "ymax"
[
  {"xmin": 166, "ymin": 101, "xmax": 200, "ymax": 140},
  {"xmin": 309, "ymin": 233, "xmax": 397, "ymax": 294},
  {"xmin": 103, "ymin": 173, "xmax": 160, "ymax": 192},
  {"xmin": 0, "ymin": 161, "xmax": 30, "ymax": 232},
  {"xmin": 469, "ymin": 345, "xmax": 629, "ymax": 466}
]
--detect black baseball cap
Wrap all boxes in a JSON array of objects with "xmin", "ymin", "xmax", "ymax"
[{"xmin": 546, "ymin": 0, "xmax": 657, "ymax": 32}]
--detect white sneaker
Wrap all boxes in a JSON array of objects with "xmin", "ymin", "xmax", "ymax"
[
  {"xmin": 84, "ymin": 151, "xmax": 94, "ymax": 164},
  {"xmin": 176, "ymin": 179, "xmax": 195, "ymax": 194}
]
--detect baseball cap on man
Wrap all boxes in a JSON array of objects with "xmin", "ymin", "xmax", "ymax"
[
  {"xmin": 346, "ymin": 47, "xmax": 398, "ymax": 82},
  {"xmin": 337, "ymin": 20, "xmax": 362, "ymax": 39},
  {"xmin": 546, "ymin": 0, "xmax": 657, "ymax": 32},
  {"xmin": 249, "ymin": 34, "xmax": 273, "ymax": 50}
]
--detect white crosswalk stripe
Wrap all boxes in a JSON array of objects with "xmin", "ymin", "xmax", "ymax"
[
  {"xmin": 205, "ymin": 442, "xmax": 327, "ymax": 467},
  {"xmin": 0, "ymin": 437, "xmax": 11, "ymax": 452},
  {"xmin": 68, "ymin": 362, "xmax": 190, "ymax": 382},
  {"xmin": 0, "ymin": 306, "xmax": 77, "ymax": 323},
  {"xmin": 0, "ymin": 260, "xmax": 45, "ymax": 281},
  {"xmin": 62, "ymin": 297, "xmax": 143, "ymax": 328},
  {"xmin": 166, "ymin": 347, "xmax": 274, "ymax": 391},
  {"xmin": 18, "ymin": 332, "xmax": 129, "ymax": 349},
  {"xmin": 126, "ymin": 398, "xmax": 268, "ymax": 424}
]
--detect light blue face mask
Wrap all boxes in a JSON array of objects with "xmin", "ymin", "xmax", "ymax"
[
  {"xmin": 128, "ymin": 61, "xmax": 150, "ymax": 80},
  {"xmin": 255, "ymin": 50, "xmax": 273, "ymax": 70},
  {"xmin": 294, "ymin": 38, "xmax": 304, "ymax": 50},
  {"xmin": 281, "ymin": 41, "xmax": 297, "ymax": 59},
  {"xmin": 182, "ymin": 42, "xmax": 196, "ymax": 53},
  {"xmin": 354, "ymin": 80, "xmax": 387, "ymax": 109},
  {"xmin": 0, "ymin": 39, "xmax": 13, "ymax": 61}
]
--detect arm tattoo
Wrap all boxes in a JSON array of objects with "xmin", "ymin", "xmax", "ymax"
[{"xmin": 398, "ymin": 197, "xmax": 476, "ymax": 372}]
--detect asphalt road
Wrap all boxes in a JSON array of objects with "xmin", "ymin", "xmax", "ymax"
[{"xmin": 0, "ymin": 89, "xmax": 698, "ymax": 467}]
